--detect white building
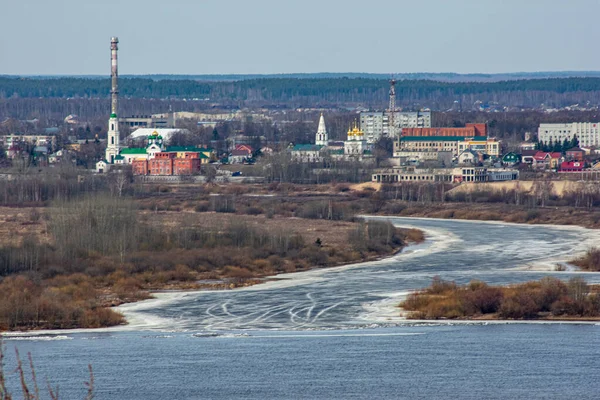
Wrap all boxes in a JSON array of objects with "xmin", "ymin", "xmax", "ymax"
[
  {"xmin": 315, "ymin": 113, "xmax": 328, "ymax": 146},
  {"xmin": 360, "ymin": 111, "xmax": 431, "ymax": 143},
  {"xmin": 538, "ymin": 122, "xmax": 600, "ymax": 147},
  {"xmin": 344, "ymin": 125, "xmax": 367, "ymax": 157}
]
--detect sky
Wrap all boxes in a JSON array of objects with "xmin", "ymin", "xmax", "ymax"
[{"xmin": 2, "ymin": 0, "xmax": 600, "ymax": 75}]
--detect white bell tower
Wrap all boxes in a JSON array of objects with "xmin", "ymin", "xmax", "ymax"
[{"xmin": 315, "ymin": 113, "xmax": 328, "ymax": 146}]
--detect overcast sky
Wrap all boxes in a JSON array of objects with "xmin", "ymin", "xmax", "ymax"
[{"xmin": 2, "ymin": 0, "xmax": 600, "ymax": 75}]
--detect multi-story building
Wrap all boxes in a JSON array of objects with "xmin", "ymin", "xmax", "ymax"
[
  {"xmin": 538, "ymin": 122, "xmax": 600, "ymax": 148},
  {"xmin": 395, "ymin": 136, "xmax": 501, "ymax": 158},
  {"xmin": 360, "ymin": 111, "xmax": 431, "ymax": 143},
  {"xmin": 401, "ymin": 123, "xmax": 487, "ymax": 138},
  {"xmin": 0, "ymin": 135, "xmax": 57, "ymax": 154},
  {"xmin": 371, "ymin": 166, "xmax": 518, "ymax": 183}
]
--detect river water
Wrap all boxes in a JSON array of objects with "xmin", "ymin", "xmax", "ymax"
[{"xmin": 3, "ymin": 217, "xmax": 600, "ymax": 399}]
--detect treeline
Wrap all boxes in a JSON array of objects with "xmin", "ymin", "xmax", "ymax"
[
  {"xmin": 402, "ymin": 276, "xmax": 600, "ymax": 320},
  {"xmin": 263, "ymin": 153, "xmax": 372, "ymax": 184},
  {"xmin": 0, "ymin": 167, "xmax": 109, "ymax": 206},
  {"xmin": 4, "ymin": 76, "xmax": 600, "ymax": 108}
]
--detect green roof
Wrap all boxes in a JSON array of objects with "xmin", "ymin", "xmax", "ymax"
[
  {"xmin": 120, "ymin": 148, "xmax": 147, "ymax": 155},
  {"xmin": 292, "ymin": 144, "xmax": 324, "ymax": 151},
  {"xmin": 114, "ymin": 155, "xmax": 125, "ymax": 160},
  {"xmin": 401, "ymin": 136, "xmax": 488, "ymax": 142},
  {"xmin": 110, "ymin": 113, "xmax": 117, "ymax": 118}
]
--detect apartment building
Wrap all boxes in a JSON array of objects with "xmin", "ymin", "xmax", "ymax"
[
  {"xmin": 360, "ymin": 111, "xmax": 431, "ymax": 143},
  {"xmin": 538, "ymin": 122, "xmax": 600, "ymax": 147}
]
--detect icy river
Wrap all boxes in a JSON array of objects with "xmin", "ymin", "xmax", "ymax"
[{"xmin": 3, "ymin": 217, "xmax": 600, "ymax": 399}]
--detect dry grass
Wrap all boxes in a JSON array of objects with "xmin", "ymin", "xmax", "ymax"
[{"xmin": 401, "ymin": 277, "xmax": 600, "ymax": 320}]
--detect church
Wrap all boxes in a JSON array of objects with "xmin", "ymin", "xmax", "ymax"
[
  {"xmin": 291, "ymin": 113, "xmax": 373, "ymax": 162},
  {"xmin": 95, "ymin": 37, "xmax": 212, "ymax": 175}
]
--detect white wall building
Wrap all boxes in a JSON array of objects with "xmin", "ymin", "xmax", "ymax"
[
  {"xmin": 538, "ymin": 122, "xmax": 600, "ymax": 147},
  {"xmin": 360, "ymin": 111, "xmax": 431, "ymax": 143}
]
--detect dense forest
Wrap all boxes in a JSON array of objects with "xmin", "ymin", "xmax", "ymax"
[{"xmin": 3, "ymin": 76, "xmax": 600, "ymax": 110}]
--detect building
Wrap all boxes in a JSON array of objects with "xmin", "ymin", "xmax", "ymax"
[
  {"xmin": 0, "ymin": 135, "xmax": 57, "ymax": 157},
  {"xmin": 360, "ymin": 111, "xmax": 431, "ymax": 143},
  {"xmin": 371, "ymin": 166, "xmax": 518, "ymax": 183},
  {"xmin": 488, "ymin": 169, "xmax": 520, "ymax": 181},
  {"xmin": 565, "ymin": 147, "xmax": 585, "ymax": 161},
  {"xmin": 291, "ymin": 144, "xmax": 325, "ymax": 162},
  {"xmin": 315, "ymin": 113, "xmax": 328, "ymax": 146},
  {"xmin": 96, "ymin": 37, "xmax": 121, "ymax": 172},
  {"xmin": 392, "ymin": 150, "xmax": 453, "ymax": 166},
  {"xmin": 532, "ymin": 151, "xmax": 562, "ymax": 169},
  {"xmin": 400, "ymin": 123, "xmax": 487, "ymax": 138},
  {"xmin": 538, "ymin": 122, "xmax": 600, "ymax": 148},
  {"xmin": 120, "ymin": 114, "xmax": 174, "ymax": 129},
  {"xmin": 395, "ymin": 136, "xmax": 500, "ymax": 157},
  {"xmin": 344, "ymin": 124, "xmax": 368, "ymax": 157},
  {"xmin": 148, "ymin": 152, "xmax": 175, "ymax": 176},
  {"xmin": 502, "ymin": 152, "xmax": 521, "ymax": 166},
  {"xmin": 457, "ymin": 150, "xmax": 478, "ymax": 165},
  {"xmin": 128, "ymin": 128, "xmax": 188, "ymax": 143},
  {"xmin": 560, "ymin": 161, "xmax": 584, "ymax": 172}
]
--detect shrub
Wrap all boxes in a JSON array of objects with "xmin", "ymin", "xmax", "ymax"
[
  {"xmin": 498, "ymin": 291, "xmax": 539, "ymax": 319},
  {"xmin": 459, "ymin": 280, "xmax": 503, "ymax": 315}
]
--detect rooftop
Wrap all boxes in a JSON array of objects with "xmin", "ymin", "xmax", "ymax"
[
  {"xmin": 401, "ymin": 136, "xmax": 488, "ymax": 142},
  {"xmin": 292, "ymin": 144, "xmax": 324, "ymax": 151}
]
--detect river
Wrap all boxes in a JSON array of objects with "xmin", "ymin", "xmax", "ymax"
[{"xmin": 2, "ymin": 217, "xmax": 600, "ymax": 399}]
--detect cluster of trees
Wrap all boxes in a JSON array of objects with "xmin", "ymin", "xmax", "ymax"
[
  {"xmin": 5, "ymin": 76, "xmax": 600, "ymax": 109},
  {"xmin": 402, "ymin": 276, "xmax": 600, "ymax": 319},
  {"xmin": 263, "ymin": 152, "xmax": 373, "ymax": 184},
  {"xmin": 535, "ymin": 135, "xmax": 580, "ymax": 153},
  {"xmin": 572, "ymin": 248, "xmax": 600, "ymax": 271}
]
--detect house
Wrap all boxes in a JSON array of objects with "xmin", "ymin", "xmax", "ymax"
[
  {"xmin": 229, "ymin": 149, "xmax": 252, "ymax": 164},
  {"xmin": 458, "ymin": 150, "xmax": 478, "ymax": 165},
  {"xmin": 502, "ymin": 152, "xmax": 521, "ymax": 166},
  {"xmin": 533, "ymin": 152, "xmax": 562, "ymax": 169},
  {"xmin": 290, "ymin": 144, "xmax": 325, "ymax": 162},
  {"xmin": 234, "ymin": 144, "xmax": 254, "ymax": 155},
  {"xmin": 96, "ymin": 160, "xmax": 109, "ymax": 174},
  {"xmin": 565, "ymin": 147, "xmax": 585, "ymax": 161},
  {"xmin": 560, "ymin": 161, "xmax": 584, "ymax": 172}
]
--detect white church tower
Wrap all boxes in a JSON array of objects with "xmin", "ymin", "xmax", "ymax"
[
  {"xmin": 105, "ymin": 36, "xmax": 121, "ymax": 164},
  {"xmin": 315, "ymin": 113, "xmax": 328, "ymax": 146}
]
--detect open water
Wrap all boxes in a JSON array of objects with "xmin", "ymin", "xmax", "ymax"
[{"xmin": 2, "ymin": 218, "xmax": 600, "ymax": 399}]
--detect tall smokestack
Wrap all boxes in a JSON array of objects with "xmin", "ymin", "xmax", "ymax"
[{"xmin": 110, "ymin": 37, "xmax": 119, "ymax": 116}]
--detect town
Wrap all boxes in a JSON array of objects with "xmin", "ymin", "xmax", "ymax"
[
  {"xmin": 3, "ymin": 0, "xmax": 600, "ymax": 398},
  {"xmin": 2, "ymin": 39, "xmax": 599, "ymax": 190}
]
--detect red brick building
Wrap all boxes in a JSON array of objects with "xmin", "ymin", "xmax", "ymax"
[
  {"xmin": 132, "ymin": 159, "xmax": 149, "ymax": 175},
  {"xmin": 173, "ymin": 152, "xmax": 202, "ymax": 175},
  {"xmin": 132, "ymin": 151, "xmax": 203, "ymax": 176},
  {"xmin": 566, "ymin": 147, "xmax": 585, "ymax": 161},
  {"xmin": 401, "ymin": 123, "xmax": 487, "ymax": 138},
  {"xmin": 148, "ymin": 152, "xmax": 175, "ymax": 175}
]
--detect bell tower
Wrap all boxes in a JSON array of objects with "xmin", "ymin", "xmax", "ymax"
[{"xmin": 315, "ymin": 113, "xmax": 328, "ymax": 146}]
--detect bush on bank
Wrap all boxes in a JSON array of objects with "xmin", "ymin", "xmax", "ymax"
[{"xmin": 401, "ymin": 276, "xmax": 600, "ymax": 320}]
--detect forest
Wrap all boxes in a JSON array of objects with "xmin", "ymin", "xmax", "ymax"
[{"xmin": 4, "ymin": 76, "xmax": 600, "ymax": 109}]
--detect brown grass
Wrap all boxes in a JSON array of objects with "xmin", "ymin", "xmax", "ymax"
[{"xmin": 401, "ymin": 276, "xmax": 600, "ymax": 320}]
